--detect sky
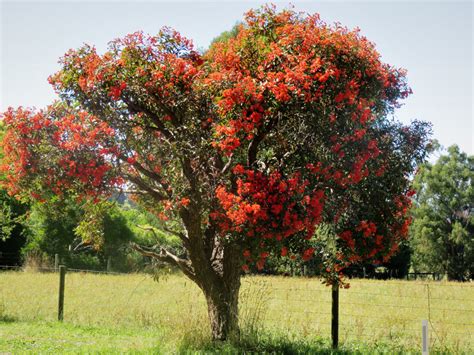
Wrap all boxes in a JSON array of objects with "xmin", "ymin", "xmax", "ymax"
[{"xmin": 1, "ymin": 0, "xmax": 473, "ymax": 155}]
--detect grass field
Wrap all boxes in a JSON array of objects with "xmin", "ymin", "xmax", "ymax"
[{"xmin": 0, "ymin": 270, "xmax": 473, "ymax": 353}]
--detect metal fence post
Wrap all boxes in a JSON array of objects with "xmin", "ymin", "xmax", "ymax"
[
  {"xmin": 58, "ymin": 265, "xmax": 66, "ymax": 321},
  {"xmin": 422, "ymin": 319, "xmax": 429, "ymax": 354}
]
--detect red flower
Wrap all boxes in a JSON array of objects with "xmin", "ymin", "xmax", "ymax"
[
  {"xmin": 232, "ymin": 164, "xmax": 245, "ymax": 174},
  {"xmin": 108, "ymin": 82, "xmax": 127, "ymax": 100},
  {"xmin": 302, "ymin": 247, "xmax": 315, "ymax": 261},
  {"xmin": 271, "ymin": 204, "xmax": 283, "ymax": 215},
  {"xmin": 335, "ymin": 92, "xmax": 345, "ymax": 103},
  {"xmin": 354, "ymin": 129, "xmax": 366, "ymax": 140}
]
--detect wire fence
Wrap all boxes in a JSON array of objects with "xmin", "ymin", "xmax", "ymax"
[{"xmin": 0, "ymin": 264, "xmax": 472, "ymax": 351}]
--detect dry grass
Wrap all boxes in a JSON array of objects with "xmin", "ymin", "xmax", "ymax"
[
  {"xmin": 245, "ymin": 276, "xmax": 474, "ymax": 352},
  {"xmin": 0, "ymin": 270, "xmax": 472, "ymax": 352}
]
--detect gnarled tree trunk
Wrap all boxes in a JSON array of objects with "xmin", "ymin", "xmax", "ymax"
[
  {"xmin": 132, "ymin": 219, "xmax": 243, "ymax": 341},
  {"xmin": 204, "ymin": 272, "xmax": 241, "ymax": 341},
  {"xmin": 198, "ymin": 240, "xmax": 243, "ymax": 341}
]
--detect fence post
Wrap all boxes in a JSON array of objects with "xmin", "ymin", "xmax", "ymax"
[
  {"xmin": 107, "ymin": 256, "xmax": 112, "ymax": 272},
  {"xmin": 58, "ymin": 265, "xmax": 66, "ymax": 321},
  {"xmin": 422, "ymin": 319, "xmax": 429, "ymax": 354},
  {"xmin": 331, "ymin": 283, "xmax": 339, "ymax": 349},
  {"xmin": 54, "ymin": 253, "xmax": 59, "ymax": 271}
]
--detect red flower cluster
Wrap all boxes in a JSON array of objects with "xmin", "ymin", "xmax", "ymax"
[
  {"xmin": 357, "ymin": 220, "xmax": 377, "ymax": 237},
  {"xmin": 109, "ymin": 82, "xmax": 127, "ymax": 100},
  {"xmin": 213, "ymin": 165, "xmax": 326, "ymax": 269},
  {"xmin": 1, "ymin": 106, "xmax": 120, "ymax": 199},
  {"xmin": 204, "ymin": 6, "xmax": 409, "ymax": 160}
]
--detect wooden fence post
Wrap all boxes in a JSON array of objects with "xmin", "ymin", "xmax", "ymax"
[
  {"xmin": 58, "ymin": 265, "xmax": 66, "ymax": 321},
  {"xmin": 331, "ymin": 283, "xmax": 339, "ymax": 349},
  {"xmin": 107, "ymin": 256, "xmax": 112, "ymax": 272},
  {"xmin": 54, "ymin": 253, "xmax": 59, "ymax": 271}
]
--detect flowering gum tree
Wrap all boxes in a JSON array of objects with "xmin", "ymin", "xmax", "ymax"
[{"xmin": 1, "ymin": 6, "xmax": 430, "ymax": 340}]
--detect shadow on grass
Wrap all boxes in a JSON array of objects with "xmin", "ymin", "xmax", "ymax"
[
  {"xmin": 178, "ymin": 331, "xmax": 353, "ymax": 354},
  {"xmin": 0, "ymin": 314, "xmax": 17, "ymax": 323}
]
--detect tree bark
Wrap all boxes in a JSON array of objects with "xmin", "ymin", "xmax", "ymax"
[
  {"xmin": 199, "ymin": 240, "xmax": 242, "ymax": 341},
  {"xmin": 204, "ymin": 277, "xmax": 241, "ymax": 341}
]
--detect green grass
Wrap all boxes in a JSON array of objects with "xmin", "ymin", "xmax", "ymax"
[
  {"xmin": 0, "ymin": 271, "xmax": 472, "ymax": 353},
  {"xmin": 0, "ymin": 321, "xmax": 163, "ymax": 353}
]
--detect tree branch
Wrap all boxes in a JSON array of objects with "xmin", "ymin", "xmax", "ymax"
[
  {"xmin": 126, "ymin": 174, "xmax": 168, "ymax": 202},
  {"xmin": 122, "ymin": 97, "xmax": 175, "ymax": 141},
  {"xmin": 135, "ymin": 224, "xmax": 190, "ymax": 248},
  {"xmin": 221, "ymin": 155, "xmax": 233, "ymax": 174},
  {"xmin": 247, "ymin": 114, "xmax": 279, "ymax": 166},
  {"xmin": 180, "ymin": 157, "xmax": 199, "ymax": 193},
  {"xmin": 150, "ymin": 93, "xmax": 183, "ymax": 126},
  {"xmin": 130, "ymin": 242, "xmax": 197, "ymax": 282},
  {"xmin": 120, "ymin": 154, "xmax": 173, "ymax": 197}
]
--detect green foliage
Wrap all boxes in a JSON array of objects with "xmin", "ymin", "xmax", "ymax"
[
  {"xmin": 23, "ymin": 197, "xmax": 81, "ymax": 260},
  {"xmin": 410, "ymin": 145, "xmax": 474, "ymax": 280},
  {"xmin": 0, "ymin": 190, "xmax": 27, "ymax": 242},
  {"xmin": 21, "ymin": 196, "xmax": 180, "ymax": 271},
  {"xmin": 118, "ymin": 203, "xmax": 181, "ymax": 248},
  {"xmin": 209, "ymin": 22, "xmax": 241, "ymax": 46},
  {"xmin": 23, "ymin": 198, "xmax": 130, "ymax": 270}
]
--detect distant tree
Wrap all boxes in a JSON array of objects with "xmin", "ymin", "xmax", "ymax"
[
  {"xmin": 0, "ymin": 190, "xmax": 28, "ymax": 265},
  {"xmin": 210, "ymin": 23, "xmax": 240, "ymax": 45},
  {"xmin": 411, "ymin": 145, "xmax": 474, "ymax": 281},
  {"xmin": 1, "ymin": 6, "xmax": 429, "ymax": 340},
  {"xmin": 23, "ymin": 197, "xmax": 82, "ymax": 262},
  {"xmin": 23, "ymin": 198, "xmax": 136, "ymax": 270},
  {"xmin": 382, "ymin": 241, "xmax": 411, "ymax": 277}
]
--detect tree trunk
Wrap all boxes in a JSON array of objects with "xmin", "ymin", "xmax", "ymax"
[
  {"xmin": 145, "ymin": 204, "xmax": 245, "ymax": 341},
  {"xmin": 204, "ymin": 279, "xmax": 240, "ymax": 341},
  {"xmin": 197, "ymin": 240, "xmax": 242, "ymax": 341}
]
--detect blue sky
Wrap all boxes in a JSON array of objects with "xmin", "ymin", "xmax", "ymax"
[{"xmin": 1, "ymin": 1, "xmax": 472, "ymax": 155}]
